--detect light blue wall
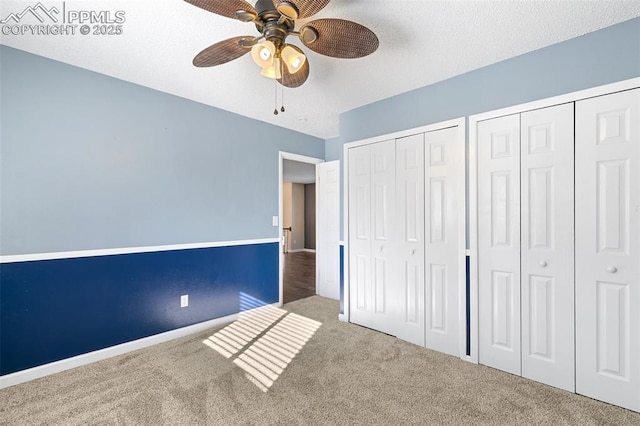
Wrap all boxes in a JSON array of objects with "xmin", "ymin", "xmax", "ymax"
[
  {"xmin": 340, "ymin": 18, "xmax": 640, "ymax": 143},
  {"xmin": 324, "ymin": 136, "xmax": 344, "ymax": 239},
  {"xmin": 0, "ymin": 46, "xmax": 324, "ymax": 255},
  {"xmin": 324, "ymin": 136, "xmax": 341, "ymax": 162}
]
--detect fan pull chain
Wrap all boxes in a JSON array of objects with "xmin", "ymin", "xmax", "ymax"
[
  {"xmin": 280, "ymin": 58, "xmax": 285, "ymax": 113},
  {"xmin": 272, "ymin": 57, "xmax": 286, "ymax": 115},
  {"xmin": 273, "ymin": 73, "xmax": 279, "ymax": 115},
  {"xmin": 280, "ymin": 85, "xmax": 285, "ymax": 113}
]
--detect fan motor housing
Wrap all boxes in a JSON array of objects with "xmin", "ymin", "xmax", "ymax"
[
  {"xmin": 255, "ymin": 0, "xmax": 294, "ymax": 47},
  {"xmin": 264, "ymin": 21, "xmax": 293, "ymax": 46}
]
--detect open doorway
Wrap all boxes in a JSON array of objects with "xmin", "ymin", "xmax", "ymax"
[
  {"xmin": 278, "ymin": 153, "xmax": 323, "ymax": 305},
  {"xmin": 282, "ymin": 173, "xmax": 316, "ymax": 303}
]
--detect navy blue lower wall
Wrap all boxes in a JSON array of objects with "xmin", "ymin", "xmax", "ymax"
[
  {"xmin": 0, "ymin": 242, "xmax": 278, "ymax": 376},
  {"xmin": 339, "ymin": 245, "xmax": 344, "ymax": 315},
  {"xmin": 466, "ymin": 255, "xmax": 471, "ymax": 357}
]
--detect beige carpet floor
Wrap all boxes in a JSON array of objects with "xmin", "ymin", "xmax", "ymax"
[{"xmin": 1, "ymin": 296, "xmax": 639, "ymax": 425}]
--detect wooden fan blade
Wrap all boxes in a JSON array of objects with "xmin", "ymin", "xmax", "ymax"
[
  {"xmin": 274, "ymin": 0, "xmax": 331, "ymax": 19},
  {"xmin": 184, "ymin": 0, "xmax": 256, "ymax": 19},
  {"xmin": 278, "ymin": 49, "xmax": 310, "ymax": 88},
  {"xmin": 193, "ymin": 36, "xmax": 253, "ymax": 67},
  {"xmin": 301, "ymin": 19, "xmax": 379, "ymax": 59}
]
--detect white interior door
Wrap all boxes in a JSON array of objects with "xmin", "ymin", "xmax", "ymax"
[
  {"xmin": 395, "ymin": 133, "xmax": 425, "ymax": 346},
  {"xmin": 425, "ymin": 126, "xmax": 464, "ymax": 356},
  {"xmin": 575, "ymin": 88, "xmax": 640, "ymax": 412},
  {"xmin": 316, "ymin": 160, "xmax": 340, "ymax": 300},
  {"xmin": 348, "ymin": 144, "xmax": 373, "ymax": 328},
  {"xmin": 370, "ymin": 140, "xmax": 397, "ymax": 335},
  {"xmin": 520, "ymin": 103, "xmax": 575, "ymax": 392},
  {"xmin": 349, "ymin": 140, "xmax": 396, "ymax": 334},
  {"xmin": 478, "ymin": 114, "xmax": 522, "ymax": 376}
]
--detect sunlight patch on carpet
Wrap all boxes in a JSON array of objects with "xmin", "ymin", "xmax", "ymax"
[
  {"xmin": 203, "ymin": 306, "xmax": 321, "ymax": 392},
  {"xmin": 203, "ymin": 305, "xmax": 287, "ymax": 358}
]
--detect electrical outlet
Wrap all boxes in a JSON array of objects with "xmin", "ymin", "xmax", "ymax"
[{"xmin": 180, "ymin": 294, "xmax": 189, "ymax": 308}]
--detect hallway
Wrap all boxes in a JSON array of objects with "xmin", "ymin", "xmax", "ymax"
[{"xmin": 283, "ymin": 251, "xmax": 315, "ymax": 304}]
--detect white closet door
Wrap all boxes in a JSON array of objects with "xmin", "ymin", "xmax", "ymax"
[
  {"xmin": 425, "ymin": 126, "xmax": 463, "ymax": 356},
  {"xmin": 576, "ymin": 88, "xmax": 640, "ymax": 412},
  {"xmin": 370, "ymin": 140, "xmax": 397, "ymax": 335},
  {"xmin": 349, "ymin": 141, "xmax": 397, "ymax": 334},
  {"xmin": 316, "ymin": 160, "xmax": 341, "ymax": 300},
  {"xmin": 520, "ymin": 103, "xmax": 575, "ymax": 392},
  {"xmin": 478, "ymin": 114, "xmax": 522, "ymax": 376},
  {"xmin": 395, "ymin": 133, "xmax": 425, "ymax": 346},
  {"xmin": 349, "ymin": 144, "xmax": 373, "ymax": 328}
]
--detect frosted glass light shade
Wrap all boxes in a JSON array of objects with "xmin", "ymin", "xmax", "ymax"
[
  {"xmin": 251, "ymin": 41, "xmax": 276, "ymax": 68},
  {"xmin": 260, "ymin": 58, "xmax": 282, "ymax": 79},
  {"xmin": 281, "ymin": 45, "xmax": 306, "ymax": 74}
]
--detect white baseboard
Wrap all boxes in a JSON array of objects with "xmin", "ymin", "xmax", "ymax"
[
  {"xmin": 287, "ymin": 248, "xmax": 316, "ymax": 253},
  {"xmin": 0, "ymin": 304, "xmax": 277, "ymax": 389},
  {"xmin": 338, "ymin": 313, "xmax": 347, "ymax": 322}
]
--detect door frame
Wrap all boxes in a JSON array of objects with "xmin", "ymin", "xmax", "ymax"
[
  {"xmin": 342, "ymin": 117, "xmax": 467, "ymax": 358},
  {"xmin": 278, "ymin": 151, "xmax": 324, "ymax": 305},
  {"xmin": 468, "ymin": 77, "xmax": 640, "ymax": 364}
]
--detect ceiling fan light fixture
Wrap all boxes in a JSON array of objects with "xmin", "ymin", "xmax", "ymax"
[
  {"xmin": 187, "ymin": 0, "xmax": 379, "ymax": 93},
  {"xmin": 251, "ymin": 40, "xmax": 276, "ymax": 68},
  {"xmin": 281, "ymin": 45, "xmax": 306, "ymax": 74},
  {"xmin": 260, "ymin": 58, "xmax": 282, "ymax": 79}
]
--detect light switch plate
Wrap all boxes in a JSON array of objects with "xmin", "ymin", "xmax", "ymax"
[
  {"xmin": 180, "ymin": 294, "xmax": 188, "ymax": 308},
  {"xmin": 272, "ymin": 216, "xmax": 278, "ymax": 226}
]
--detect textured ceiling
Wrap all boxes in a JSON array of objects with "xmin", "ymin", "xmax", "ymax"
[{"xmin": 1, "ymin": 1, "xmax": 639, "ymax": 139}]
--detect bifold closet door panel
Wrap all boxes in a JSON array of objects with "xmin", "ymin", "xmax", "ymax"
[
  {"xmin": 520, "ymin": 103, "xmax": 575, "ymax": 392},
  {"xmin": 349, "ymin": 144, "xmax": 373, "ymax": 328},
  {"xmin": 478, "ymin": 114, "xmax": 522, "ymax": 376},
  {"xmin": 424, "ymin": 126, "xmax": 463, "ymax": 356},
  {"xmin": 395, "ymin": 134, "xmax": 425, "ymax": 346},
  {"xmin": 349, "ymin": 140, "xmax": 397, "ymax": 334},
  {"xmin": 370, "ymin": 140, "xmax": 397, "ymax": 335},
  {"xmin": 576, "ymin": 88, "xmax": 640, "ymax": 412}
]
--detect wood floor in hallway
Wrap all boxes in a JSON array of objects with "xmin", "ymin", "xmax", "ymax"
[{"xmin": 283, "ymin": 251, "xmax": 315, "ymax": 304}]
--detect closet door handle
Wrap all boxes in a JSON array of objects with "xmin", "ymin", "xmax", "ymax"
[
  {"xmin": 606, "ymin": 266, "xmax": 618, "ymax": 274},
  {"xmin": 539, "ymin": 261, "xmax": 548, "ymax": 267},
  {"xmin": 410, "ymin": 249, "xmax": 416, "ymax": 255},
  {"xmin": 379, "ymin": 246, "xmax": 384, "ymax": 253}
]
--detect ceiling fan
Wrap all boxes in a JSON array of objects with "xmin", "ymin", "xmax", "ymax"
[{"xmin": 185, "ymin": 0, "xmax": 379, "ymax": 90}]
